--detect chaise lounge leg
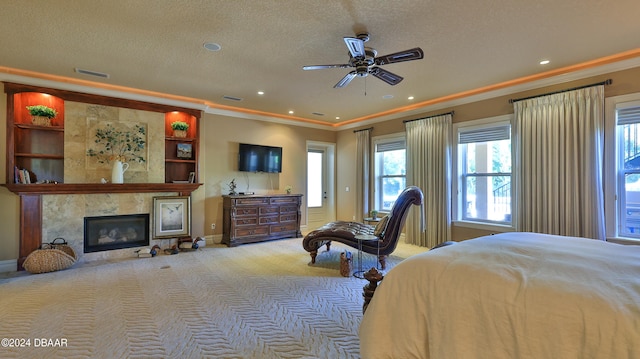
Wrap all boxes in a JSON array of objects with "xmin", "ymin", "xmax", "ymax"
[
  {"xmin": 378, "ymin": 255, "xmax": 387, "ymax": 270},
  {"xmin": 310, "ymin": 251, "xmax": 317, "ymax": 264},
  {"xmin": 326, "ymin": 242, "xmax": 331, "ymax": 251}
]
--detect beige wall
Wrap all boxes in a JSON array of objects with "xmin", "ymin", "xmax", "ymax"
[
  {"xmin": 336, "ymin": 66, "xmax": 640, "ymax": 242},
  {"xmin": 193, "ymin": 113, "xmax": 336, "ymax": 238}
]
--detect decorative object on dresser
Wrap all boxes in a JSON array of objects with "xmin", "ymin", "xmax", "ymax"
[
  {"xmin": 222, "ymin": 194, "xmax": 303, "ymax": 246},
  {"xmin": 153, "ymin": 196, "xmax": 191, "ymax": 238},
  {"xmin": 227, "ymin": 178, "xmax": 237, "ymax": 195}
]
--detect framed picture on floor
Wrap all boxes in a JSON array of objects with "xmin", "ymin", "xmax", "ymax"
[{"xmin": 153, "ymin": 196, "xmax": 191, "ymax": 238}]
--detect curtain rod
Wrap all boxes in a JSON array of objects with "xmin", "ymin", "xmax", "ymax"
[
  {"xmin": 508, "ymin": 79, "xmax": 612, "ymax": 104},
  {"xmin": 403, "ymin": 110, "xmax": 454, "ymax": 124},
  {"xmin": 353, "ymin": 127, "xmax": 373, "ymax": 133}
]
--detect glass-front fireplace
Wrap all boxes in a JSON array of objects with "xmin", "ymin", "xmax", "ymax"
[{"xmin": 84, "ymin": 214, "xmax": 150, "ymax": 253}]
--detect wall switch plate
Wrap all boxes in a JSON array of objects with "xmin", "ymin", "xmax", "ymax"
[{"xmin": 211, "ymin": 223, "xmax": 216, "ymax": 230}]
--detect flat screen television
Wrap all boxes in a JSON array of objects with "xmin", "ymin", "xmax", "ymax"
[{"xmin": 238, "ymin": 143, "xmax": 282, "ymax": 173}]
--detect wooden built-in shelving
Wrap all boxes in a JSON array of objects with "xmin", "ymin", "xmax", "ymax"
[{"xmin": 3, "ymin": 82, "xmax": 203, "ymax": 270}]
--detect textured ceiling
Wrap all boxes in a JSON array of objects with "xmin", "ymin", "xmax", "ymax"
[{"xmin": 1, "ymin": 0, "xmax": 639, "ymax": 127}]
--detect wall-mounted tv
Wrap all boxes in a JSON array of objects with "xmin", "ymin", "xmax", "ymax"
[{"xmin": 238, "ymin": 143, "xmax": 282, "ymax": 173}]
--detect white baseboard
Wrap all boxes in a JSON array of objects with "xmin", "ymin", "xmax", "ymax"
[
  {"xmin": 0, "ymin": 259, "xmax": 17, "ymax": 273},
  {"xmin": 204, "ymin": 234, "xmax": 223, "ymax": 245}
]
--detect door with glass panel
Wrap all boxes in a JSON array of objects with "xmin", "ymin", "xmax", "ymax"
[{"xmin": 307, "ymin": 144, "xmax": 335, "ymax": 230}]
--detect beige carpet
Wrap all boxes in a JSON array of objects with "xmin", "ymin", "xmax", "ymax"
[{"xmin": 0, "ymin": 238, "xmax": 427, "ymax": 359}]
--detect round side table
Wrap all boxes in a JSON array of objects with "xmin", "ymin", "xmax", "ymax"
[
  {"xmin": 353, "ymin": 234, "xmax": 380, "ymax": 279},
  {"xmin": 363, "ymin": 217, "xmax": 381, "ymax": 225}
]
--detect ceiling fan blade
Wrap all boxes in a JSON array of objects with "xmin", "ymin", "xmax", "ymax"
[
  {"xmin": 334, "ymin": 71, "xmax": 357, "ymax": 88},
  {"xmin": 343, "ymin": 37, "xmax": 366, "ymax": 58},
  {"xmin": 370, "ymin": 67, "xmax": 404, "ymax": 86},
  {"xmin": 374, "ymin": 47, "xmax": 424, "ymax": 65},
  {"xmin": 303, "ymin": 64, "xmax": 351, "ymax": 70}
]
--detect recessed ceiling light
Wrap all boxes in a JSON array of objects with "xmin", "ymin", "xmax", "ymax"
[
  {"xmin": 203, "ymin": 42, "xmax": 222, "ymax": 52},
  {"xmin": 539, "ymin": 59, "xmax": 550, "ymax": 65},
  {"xmin": 408, "ymin": 96, "xmax": 414, "ymax": 100},
  {"xmin": 382, "ymin": 94, "xmax": 394, "ymax": 99},
  {"xmin": 257, "ymin": 91, "xmax": 264, "ymax": 95},
  {"xmin": 288, "ymin": 110, "xmax": 294, "ymax": 114},
  {"xmin": 335, "ymin": 116, "xmax": 340, "ymax": 120}
]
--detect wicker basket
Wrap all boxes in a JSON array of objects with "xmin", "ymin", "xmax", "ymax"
[
  {"xmin": 31, "ymin": 116, "xmax": 52, "ymax": 127},
  {"xmin": 23, "ymin": 238, "xmax": 77, "ymax": 274}
]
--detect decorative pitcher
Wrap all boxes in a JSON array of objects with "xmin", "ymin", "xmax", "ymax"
[{"xmin": 111, "ymin": 160, "xmax": 129, "ymax": 184}]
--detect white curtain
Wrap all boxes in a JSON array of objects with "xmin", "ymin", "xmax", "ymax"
[
  {"xmin": 405, "ymin": 113, "xmax": 452, "ymax": 247},
  {"xmin": 355, "ymin": 129, "xmax": 372, "ymax": 222},
  {"xmin": 513, "ymin": 85, "xmax": 605, "ymax": 239}
]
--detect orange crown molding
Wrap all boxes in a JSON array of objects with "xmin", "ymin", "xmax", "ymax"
[
  {"xmin": 2, "ymin": 48, "xmax": 639, "ymax": 129},
  {"xmin": 334, "ymin": 48, "xmax": 640, "ymax": 127}
]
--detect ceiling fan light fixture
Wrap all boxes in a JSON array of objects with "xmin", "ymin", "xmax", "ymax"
[{"xmin": 304, "ymin": 33, "xmax": 423, "ymax": 88}]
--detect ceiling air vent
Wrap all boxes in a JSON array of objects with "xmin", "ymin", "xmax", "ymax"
[
  {"xmin": 74, "ymin": 68, "xmax": 110, "ymax": 78},
  {"xmin": 312, "ymin": 112, "xmax": 325, "ymax": 116},
  {"xmin": 222, "ymin": 95, "xmax": 243, "ymax": 102}
]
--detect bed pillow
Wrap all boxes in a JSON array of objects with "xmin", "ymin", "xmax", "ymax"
[{"xmin": 373, "ymin": 215, "xmax": 390, "ymax": 237}]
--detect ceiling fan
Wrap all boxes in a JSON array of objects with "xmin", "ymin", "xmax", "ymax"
[{"xmin": 303, "ymin": 33, "xmax": 424, "ymax": 88}]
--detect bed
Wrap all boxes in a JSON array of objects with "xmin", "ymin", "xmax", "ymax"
[{"xmin": 359, "ymin": 232, "xmax": 640, "ymax": 359}]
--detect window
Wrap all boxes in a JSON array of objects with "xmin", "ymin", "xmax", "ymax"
[
  {"xmin": 455, "ymin": 118, "xmax": 512, "ymax": 225},
  {"xmin": 373, "ymin": 135, "xmax": 406, "ymax": 211},
  {"xmin": 615, "ymin": 103, "xmax": 640, "ymax": 238}
]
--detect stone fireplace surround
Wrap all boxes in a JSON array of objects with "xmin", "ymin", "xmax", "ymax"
[
  {"xmin": 38, "ymin": 102, "xmax": 180, "ymax": 263},
  {"xmin": 43, "ymin": 192, "xmax": 175, "ymax": 263}
]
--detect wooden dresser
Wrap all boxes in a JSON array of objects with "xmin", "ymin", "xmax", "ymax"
[{"xmin": 222, "ymin": 194, "xmax": 302, "ymax": 247}]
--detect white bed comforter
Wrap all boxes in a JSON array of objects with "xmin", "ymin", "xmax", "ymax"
[{"xmin": 359, "ymin": 232, "xmax": 640, "ymax": 359}]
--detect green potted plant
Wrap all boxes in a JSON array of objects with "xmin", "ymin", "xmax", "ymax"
[
  {"xmin": 171, "ymin": 121, "xmax": 189, "ymax": 138},
  {"xmin": 26, "ymin": 105, "xmax": 57, "ymax": 126},
  {"xmin": 369, "ymin": 209, "xmax": 378, "ymax": 219}
]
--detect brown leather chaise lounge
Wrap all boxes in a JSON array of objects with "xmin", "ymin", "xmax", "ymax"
[{"xmin": 302, "ymin": 186, "xmax": 424, "ymax": 269}]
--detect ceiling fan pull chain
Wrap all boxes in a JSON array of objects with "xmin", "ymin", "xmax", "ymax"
[{"xmin": 364, "ymin": 76, "xmax": 367, "ymax": 96}]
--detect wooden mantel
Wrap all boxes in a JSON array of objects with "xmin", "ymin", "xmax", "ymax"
[{"xmin": 3, "ymin": 182, "xmax": 202, "ymax": 195}]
